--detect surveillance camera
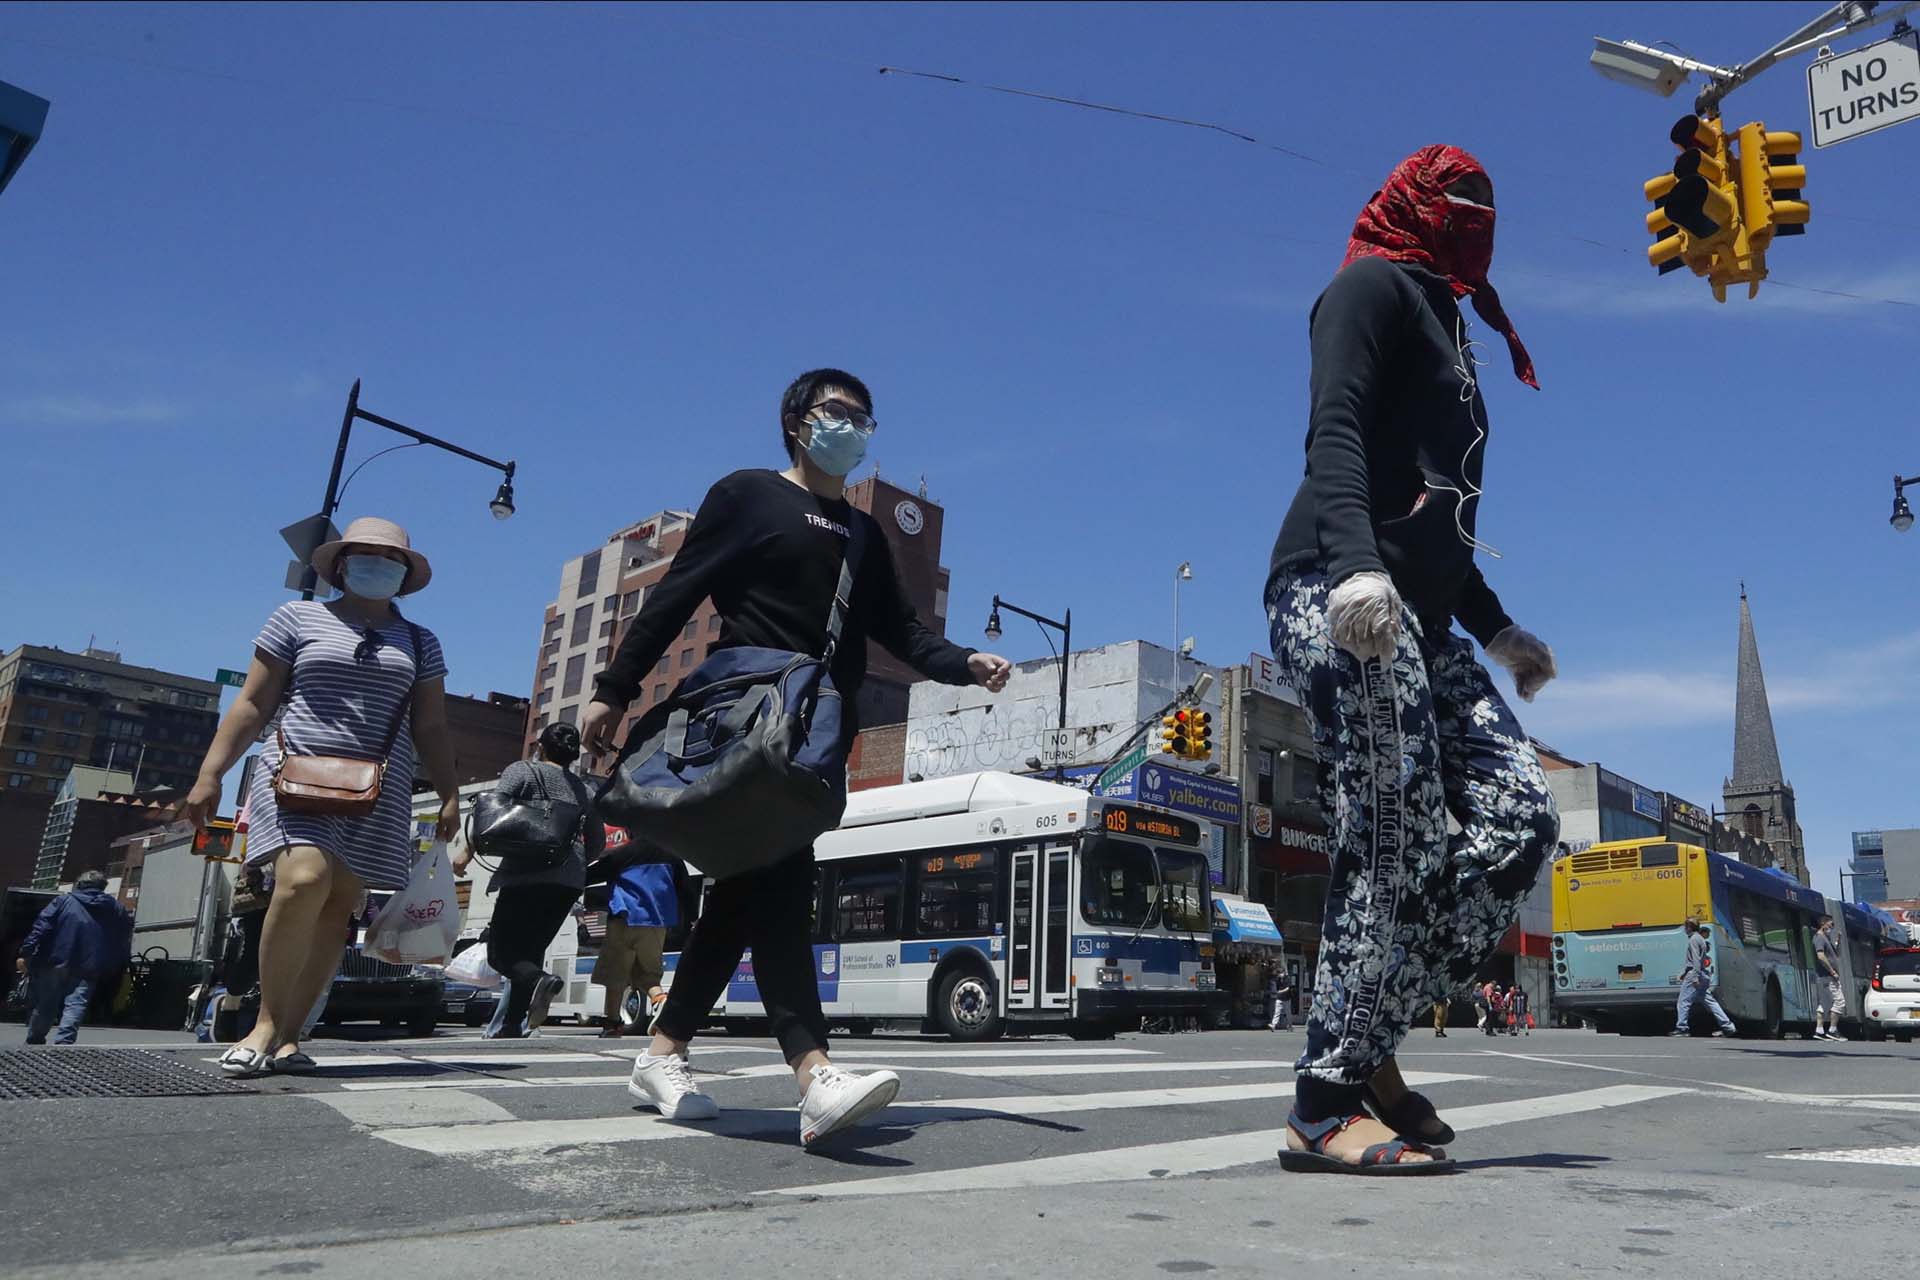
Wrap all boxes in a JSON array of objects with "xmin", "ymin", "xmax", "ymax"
[{"xmin": 1590, "ymin": 37, "xmax": 1691, "ymax": 97}]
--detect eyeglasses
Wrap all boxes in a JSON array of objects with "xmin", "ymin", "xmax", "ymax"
[
  {"xmin": 807, "ymin": 398, "xmax": 877, "ymax": 433},
  {"xmin": 354, "ymin": 628, "xmax": 385, "ymax": 664}
]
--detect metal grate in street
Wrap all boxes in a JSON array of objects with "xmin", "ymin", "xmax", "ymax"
[{"xmin": 0, "ymin": 1048, "xmax": 255, "ymax": 1101}]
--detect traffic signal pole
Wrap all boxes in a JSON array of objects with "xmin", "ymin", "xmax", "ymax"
[{"xmin": 1693, "ymin": 1, "xmax": 1918, "ymax": 115}]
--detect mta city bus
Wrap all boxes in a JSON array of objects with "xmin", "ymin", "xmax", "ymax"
[
  {"xmin": 1551, "ymin": 839, "xmax": 1831, "ymax": 1037},
  {"xmin": 681, "ymin": 772, "xmax": 1229, "ymax": 1041}
]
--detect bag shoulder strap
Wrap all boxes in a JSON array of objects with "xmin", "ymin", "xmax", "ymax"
[
  {"xmin": 822, "ymin": 511, "xmax": 868, "ymax": 662},
  {"xmin": 375, "ymin": 621, "xmax": 427, "ymax": 760}
]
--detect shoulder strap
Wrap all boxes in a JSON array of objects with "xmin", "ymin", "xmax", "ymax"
[
  {"xmin": 376, "ymin": 622, "xmax": 427, "ymax": 760},
  {"xmin": 821, "ymin": 513, "xmax": 868, "ymax": 661}
]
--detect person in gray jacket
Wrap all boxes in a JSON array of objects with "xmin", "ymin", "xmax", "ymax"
[{"xmin": 454, "ymin": 722, "xmax": 604, "ymax": 1037}]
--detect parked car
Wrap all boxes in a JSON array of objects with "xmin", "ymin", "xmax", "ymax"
[
  {"xmin": 313, "ymin": 947, "xmax": 444, "ymax": 1038},
  {"xmin": 440, "ymin": 977, "xmax": 499, "ymax": 1028},
  {"xmin": 1863, "ymin": 945, "xmax": 1920, "ymax": 1042}
]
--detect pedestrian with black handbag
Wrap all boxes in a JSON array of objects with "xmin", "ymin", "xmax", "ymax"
[
  {"xmin": 453, "ymin": 721, "xmax": 604, "ymax": 1038},
  {"xmin": 582, "ymin": 368, "xmax": 1013, "ymax": 1147},
  {"xmin": 180, "ymin": 517, "xmax": 462, "ymax": 1077}
]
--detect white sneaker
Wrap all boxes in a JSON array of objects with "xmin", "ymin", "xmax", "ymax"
[
  {"xmin": 628, "ymin": 1052, "xmax": 719, "ymax": 1119},
  {"xmin": 799, "ymin": 1064, "xmax": 900, "ymax": 1148}
]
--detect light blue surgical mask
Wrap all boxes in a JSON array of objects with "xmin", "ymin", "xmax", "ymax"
[
  {"xmin": 802, "ymin": 414, "xmax": 873, "ymax": 478},
  {"xmin": 342, "ymin": 554, "xmax": 408, "ymax": 600}
]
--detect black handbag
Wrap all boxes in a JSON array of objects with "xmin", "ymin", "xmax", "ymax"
[{"xmin": 467, "ymin": 784, "xmax": 585, "ymax": 870}]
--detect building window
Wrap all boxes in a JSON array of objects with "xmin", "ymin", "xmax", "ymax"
[
  {"xmin": 1290, "ymin": 755, "xmax": 1320, "ymax": 803},
  {"xmin": 562, "ymin": 655, "xmax": 587, "ymax": 698},
  {"xmin": 654, "ymin": 657, "xmax": 670, "ymax": 675},
  {"xmin": 18, "ymin": 727, "xmax": 42, "ymax": 746},
  {"xmin": 536, "ymin": 689, "xmax": 553, "ymax": 707},
  {"xmin": 577, "ymin": 550, "xmax": 603, "ymax": 598},
  {"xmin": 707, "ymin": 615, "xmax": 722, "ymax": 634},
  {"xmin": 622, "ymin": 590, "xmax": 641, "ymax": 616},
  {"xmin": 683, "ymin": 620, "xmax": 698, "ymax": 640},
  {"xmin": 61, "ymin": 710, "xmax": 83, "ymax": 727},
  {"xmin": 6, "ymin": 774, "xmax": 25, "ymax": 788},
  {"xmin": 602, "ymin": 595, "xmax": 617, "ymax": 614},
  {"xmin": 541, "ymin": 664, "xmax": 558, "ymax": 684},
  {"xmin": 13, "ymin": 750, "xmax": 36, "ymax": 766},
  {"xmin": 52, "ymin": 757, "xmax": 72, "ymax": 772},
  {"xmin": 679, "ymin": 649, "xmax": 694, "ymax": 670},
  {"xmin": 43, "ymin": 777, "xmax": 59, "ymax": 792},
  {"xmin": 595, "ymin": 645, "xmax": 611, "ymax": 664},
  {"xmin": 599, "ymin": 618, "xmax": 615, "ymax": 638},
  {"xmin": 55, "ymin": 733, "xmax": 79, "ymax": 749},
  {"xmin": 1256, "ymin": 748, "xmax": 1276, "ymax": 806},
  {"xmin": 570, "ymin": 605, "xmax": 593, "ymax": 646},
  {"xmin": 543, "ymin": 639, "xmax": 560, "ymax": 659},
  {"xmin": 653, "ymin": 684, "xmax": 668, "ymax": 703},
  {"xmin": 26, "ymin": 707, "xmax": 47, "ymax": 723}
]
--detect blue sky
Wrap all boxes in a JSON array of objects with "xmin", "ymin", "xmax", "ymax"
[{"xmin": 4, "ymin": 2, "xmax": 1916, "ymax": 897}]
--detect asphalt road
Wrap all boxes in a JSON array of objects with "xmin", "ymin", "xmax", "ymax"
[{"xmin": 5, "ymin": 1022, "xmax": 1919, "ymax": 1277}]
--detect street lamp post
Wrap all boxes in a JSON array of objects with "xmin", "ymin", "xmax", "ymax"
[
  {"xmin": 984, "ymin": 595, "xmax": 1071, "ymax": 771},
  {"xmin": 1174, "ymin": 561, "xmax": 1193, "ymax": 655},
  {"xmin": 300, "ymin": 379, "xmax": 518, "ymax": 600},
  {"xmin": 1890, "ymin": 473, "xmax": 1918, "ymax": 533}
]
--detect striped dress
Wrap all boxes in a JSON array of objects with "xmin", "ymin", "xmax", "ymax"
[{"xmin": 243, "ymin": 602, "xmax": 448, "ymax": 890}]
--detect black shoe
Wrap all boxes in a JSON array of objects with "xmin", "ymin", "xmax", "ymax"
[
  {"xmin": 1669, "ymin": 1029, "xmax": 1687, "ymax": 1036},
  {"xmin": 527, "ymin": 974, "xmax": 565, "ymax": 1030},
  {"xmin": 597, "ymin": 1025, "xmax": 625, "ymax": 1039},
  {"xmin": 1435, "ymin": 1030, "xmax": 1447, "ymax": 1038}
]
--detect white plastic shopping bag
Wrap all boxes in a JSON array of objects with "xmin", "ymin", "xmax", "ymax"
[
  {"xmin": 442, "ymin": 943, "xmax": 501, "ymax": 989},
  {"xmin": 366, "ymin": 841, "xmax": 461, "ymax": 965}
]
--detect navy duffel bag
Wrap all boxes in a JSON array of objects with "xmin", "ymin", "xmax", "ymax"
[{"xmin": 594, "ymin": 526, "xmax": 863, "ymax": 880}]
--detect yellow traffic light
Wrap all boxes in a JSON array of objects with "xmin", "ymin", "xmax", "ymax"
[
  {"xmin": 1161, "ymin": 712, "xmax": 1185, "ymax": 757},
  {"xmin": 1664, "ymin": 115, "xmax": 1739, "ymax": 274},
  {"xmin": 1187, "ymin": 710, "xmax": 1213, "ymax": 761},
  {"xmin": 1735, "ymin": 123, "xmax": 1809, "ymax": 253},
  {"xmin": 1644, "ymin": 172, "xmax": 1685, "ymax": 274}
]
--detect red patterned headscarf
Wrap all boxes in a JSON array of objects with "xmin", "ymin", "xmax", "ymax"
[{"xmin": 1341, "ymin": 145, "xmax": 1538, "ymax": 390}]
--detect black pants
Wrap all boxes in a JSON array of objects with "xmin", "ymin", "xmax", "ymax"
[
  {"xmin": 486, "ymin": 885, "xmax": 578, "ymax": 1036},
  {"xmin": 656, "ymin": 850, "xmax": 827, "ymax": 1062}
]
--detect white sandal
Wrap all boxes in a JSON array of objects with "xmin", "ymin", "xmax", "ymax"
[{"xmin": 217, "ymin": 1046, "xmax": 271, "ymax": 1078}]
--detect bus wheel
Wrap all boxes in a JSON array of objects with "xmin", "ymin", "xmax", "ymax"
[
  {"xmin": 935, "ymin": 969, "xmax": 1003, "ymax": 1042},
  {"xmin": 1756, "ymin": 982, "xmax": 1784, "ymax": 1040}
]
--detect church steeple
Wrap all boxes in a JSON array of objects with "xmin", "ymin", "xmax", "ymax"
[
  {"xmin": 1730, "ymin": 586, "xmax": 1785, "ymax": 789},
  {"xmin": 1722, "ymin": 588, "xmax": 1809, "ymax": 883}
]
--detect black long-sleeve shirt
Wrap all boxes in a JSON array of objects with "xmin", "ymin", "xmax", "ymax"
[
  {"xmin": 595, "ymin": 469, "xmax": 977, "ymax": 725},
  {"xmin": 1269, "ymin": 256, "xmax": 1515, "ymax": 647}
]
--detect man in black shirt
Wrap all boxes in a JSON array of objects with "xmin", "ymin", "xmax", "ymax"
[{"xmin": 583, "ymin": 368, "xmax": 1011, "ymax": 1147}]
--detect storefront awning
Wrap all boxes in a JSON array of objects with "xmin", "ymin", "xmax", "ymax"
[{"xmin": 1212, "ymin": 896, "xmax": 1284, "ymax": 945}]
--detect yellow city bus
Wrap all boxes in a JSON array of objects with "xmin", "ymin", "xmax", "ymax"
[{"xmin": 1550, "ymin": 839, "xmax": 1829, "ymax": 1037}]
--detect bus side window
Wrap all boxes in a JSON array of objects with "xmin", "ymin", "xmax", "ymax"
[
  {"xmin": 914, "ymin": 849, "xmax": 1000, "ymax": 939},
  {"xmin": 834, "ymin": 858, "xmax": 903, "ymax": 942}
]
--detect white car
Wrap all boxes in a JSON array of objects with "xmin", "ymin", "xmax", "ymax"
[{"xmin": 1863, "ymin": 946, "xmax": 1920, "ymax": 1042}]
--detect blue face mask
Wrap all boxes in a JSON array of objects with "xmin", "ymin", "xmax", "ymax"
[
  {"xmin": 802, "ymin": 414, "xmax": 872, "ymax": 478},
  {"xmin": 342, "ymin": 554, "xmax": 407, "ymax": 600}
]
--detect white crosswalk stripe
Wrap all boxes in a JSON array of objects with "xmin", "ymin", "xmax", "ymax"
[
  {"xmin": 767, "ymin": 1084, "xmax": 1694, "ymax": 1198},
  {"xmin": 1770, "ymin": 1146, "xmax": 1920, "ymax": 1166}
]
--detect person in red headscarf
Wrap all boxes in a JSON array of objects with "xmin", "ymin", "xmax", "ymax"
[{"xmin": 1263, "ymin": 146, "xmax": 1562, "ymax": 1175}]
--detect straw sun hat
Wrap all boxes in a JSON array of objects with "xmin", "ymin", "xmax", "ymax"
[{"xmin": 310, "ymin": 516, "xmax": 433, "ymax": 596}]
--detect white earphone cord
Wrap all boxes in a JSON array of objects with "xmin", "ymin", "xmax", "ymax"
[{"xmin": 1427, "ymin": 312, "xmax": 1503, "ymax": 561}]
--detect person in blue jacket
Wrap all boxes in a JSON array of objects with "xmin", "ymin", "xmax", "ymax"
[
  {"xmin": 593, "ymin": 846, "xmax": 682, "ymax": 1038},
  {"xmin": 16, "ymin": 870, "xmax": 134, "ymax": 1044}
]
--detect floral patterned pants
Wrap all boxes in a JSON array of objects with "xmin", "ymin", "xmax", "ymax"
[{"xmin": 1267, "ymin": 568, "xmax": 1559, "ymax": 1087}]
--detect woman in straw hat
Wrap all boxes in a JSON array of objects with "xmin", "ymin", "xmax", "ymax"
[{"xmin": 182, "ymin": 517, "xmax": 461, "ymax": 1076}]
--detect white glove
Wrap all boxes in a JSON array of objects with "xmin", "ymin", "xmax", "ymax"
[
  {"xmin": 1485, "ymin": 626, "xmax": 1556, "ymax": 702},
  {"xmin": 1326, "ymin": 571, "xmax": 1403, "ymax": 663}
]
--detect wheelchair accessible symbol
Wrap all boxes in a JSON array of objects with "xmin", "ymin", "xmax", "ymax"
[{"xmin": 1075, "ymin": 939, "xmax": 1094, "ymax": 956}]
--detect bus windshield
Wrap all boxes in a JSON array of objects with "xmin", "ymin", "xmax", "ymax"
[
  {"xmin": 1155, "ymin": 850, "xmax": 1211, "ymax": 933},
  {"xmin": 1081, "ymin": 839, "xmax": 1159, "ymax": 927}
]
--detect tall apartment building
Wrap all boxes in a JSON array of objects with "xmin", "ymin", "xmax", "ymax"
[
  {"xmin": 525, "ymin": 475, "xmax": 957, "ymax": 753},
  {"xmin": 0, "ymin": 646, "xmax": 219, "ymax": 885}
]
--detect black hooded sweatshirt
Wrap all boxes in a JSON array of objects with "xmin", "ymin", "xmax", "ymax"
[{"xmin": 1268, "ymin": 255, "xmax": 1514, "ymax": 646}]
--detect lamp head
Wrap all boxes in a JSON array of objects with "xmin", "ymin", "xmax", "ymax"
[
  {"xmin": 1589, "ymin": 37, "xmax": 1690, "ymax": 96},
  {"xmin": 489, "ymin": 475, "xmax": 516, "ymax": 521},
  {"xmin": 1177, "ymin": 561, "xmax": 1193, "ymax": 581},
  {"xmin": 984, "ymin": 606, "xmax": 1003, "ymax": 642},
  {"xmin": 1893, "ymin": 489, "xmax": 1915, "ymax": 533}
]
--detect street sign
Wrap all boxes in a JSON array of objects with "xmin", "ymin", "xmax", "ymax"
[
  {"xmin": 283, "ymin": 559, "xmax": 311, "ymax": 592},
  {"xmin": 1037, "ymin": 728, "xmax": 1074, "ymax": 769},
  {"xmin": 1094, "ymin": 745, "xmax": 1149, "ymax": 794},
  {"xmin": 214, "ymin": 668, "xmax": 247, "ymax": 689},
  {"xmin": 280, "ymin": 513, "xmax": 339, "ymax": 562},
  {"xmin": 1808, "ymin": 29, "xmax": 1920, "ymax": 148}
]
